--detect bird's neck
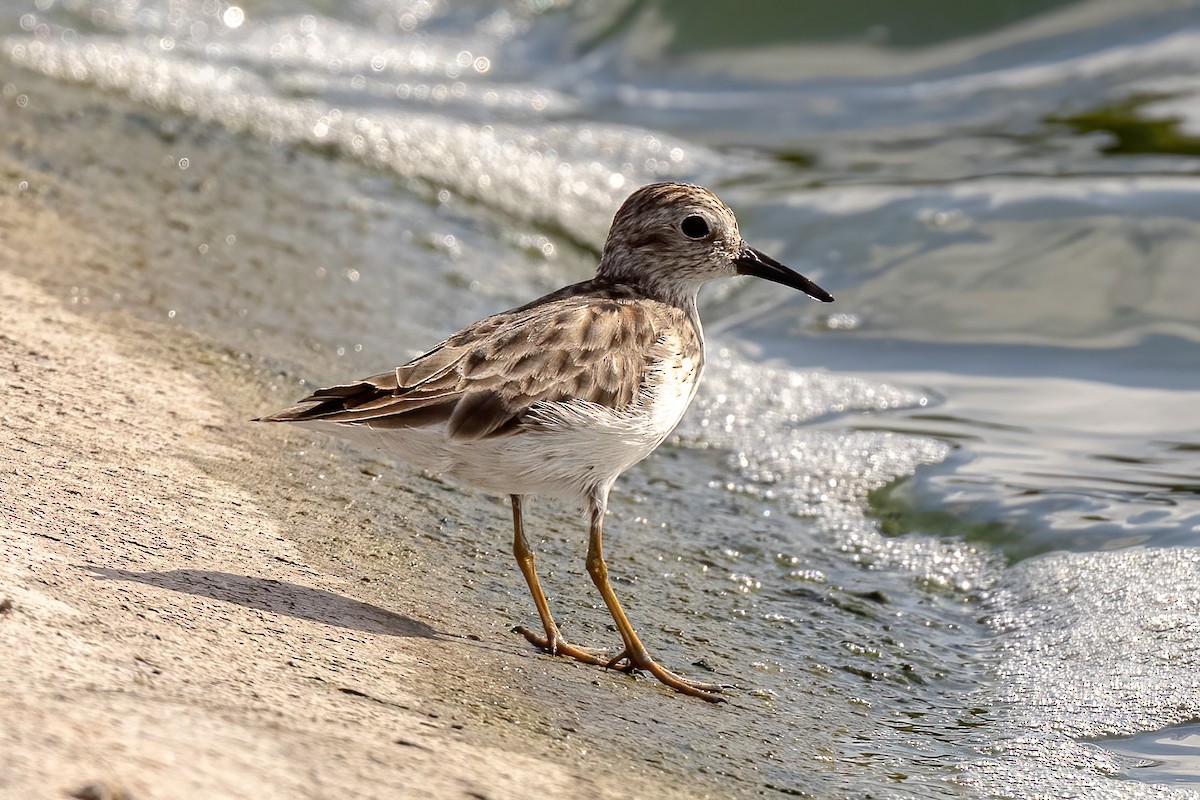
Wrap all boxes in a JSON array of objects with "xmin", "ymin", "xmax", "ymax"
[{"xmin": 596, "ymin": 260, "xmax": 704, "ymax": 313}]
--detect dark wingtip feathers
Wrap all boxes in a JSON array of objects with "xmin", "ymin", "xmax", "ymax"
[{"xmin": 255, "ymin": 379, "xmax": 392, "ymax": 423}]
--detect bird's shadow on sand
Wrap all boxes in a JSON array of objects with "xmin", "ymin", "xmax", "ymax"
[{"xmin": 89, "ymin": 567, "xmax": 441, "ymax": 639}]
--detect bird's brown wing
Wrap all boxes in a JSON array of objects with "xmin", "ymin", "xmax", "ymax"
[{"xmin": 257, "ymin": 293, "xmax": 670, "ymax": 440}]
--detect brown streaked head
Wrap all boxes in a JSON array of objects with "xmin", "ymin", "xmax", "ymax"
[{"xmin": 597, "ymin": 182, "xmax": 833, "ymax": 304}]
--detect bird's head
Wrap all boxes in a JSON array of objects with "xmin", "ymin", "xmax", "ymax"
[{"xmin": 597, "ymin": 181, "xmax": 834, "ymax": 305}]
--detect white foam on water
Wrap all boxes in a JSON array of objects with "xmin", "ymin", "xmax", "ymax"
[
  {"xmin": 958, "ymin": 548, "xmax": 1200, "ymax": 797},
  {"xmin": 680, "ymin": 347, "xmax": 993, "ymax": 595},
  {"xmin": 4, "ymin": 11, "xmax": 710, "ymax": 245}
]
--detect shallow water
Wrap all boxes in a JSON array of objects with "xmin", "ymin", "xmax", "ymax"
[
  {"xmin": 1101, "ymin": 723, "xmax": 1200, "ymax": 786},
  {"xmin": 3, "ymin": 0, "xmax": 1200, "ymax": 797}
]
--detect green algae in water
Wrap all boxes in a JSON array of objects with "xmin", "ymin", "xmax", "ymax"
[
  {"xmin": 1048, "ymin": 94, "xmax": 1200, "ymax": 157},
  {"xmin": 868, "ymin": 476, "xmax": 1034, "ymax": 564}
]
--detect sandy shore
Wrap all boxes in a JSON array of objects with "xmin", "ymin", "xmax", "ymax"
[{"xmin": 0, "ymin": 189, "xmax": 731, "ymax": 798}]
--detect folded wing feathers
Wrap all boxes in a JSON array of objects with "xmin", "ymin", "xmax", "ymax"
[{"xmin": 259, "ymin": 293, "xmax": 673, "ymax": 439}]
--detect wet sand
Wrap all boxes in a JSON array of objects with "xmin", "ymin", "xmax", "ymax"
[{"xmin": 0, "ymin": 187, "xmax": 734, "ymax": 799}]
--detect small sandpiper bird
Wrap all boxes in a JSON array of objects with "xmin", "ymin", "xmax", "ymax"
[{"xmin": 258, "ymin": 182, "xmax": 833, "ymax": 701}]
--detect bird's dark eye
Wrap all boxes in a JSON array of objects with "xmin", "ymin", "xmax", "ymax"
[{"xmin": 680, "ymin": 215, "xmax": 710, "ymax": 240}]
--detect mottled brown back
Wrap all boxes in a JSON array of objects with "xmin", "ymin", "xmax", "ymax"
[{"xmin": 258, "ymin": 280, "xmax": 699, "ymax": 440}]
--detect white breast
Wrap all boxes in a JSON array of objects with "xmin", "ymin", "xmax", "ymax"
[{"xmin": 638, "ymin": 349, "xmax": 702, "ymax": 448}]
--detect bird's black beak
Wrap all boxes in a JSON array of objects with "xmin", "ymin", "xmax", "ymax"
[{"xmin": 734, "ymin": 245, "xmax": 834, "ymax": 303}]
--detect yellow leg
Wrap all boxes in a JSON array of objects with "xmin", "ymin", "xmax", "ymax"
[
  {"xmin": 509, "ymin": 495, "xmax": 609, "ymax": 667},
  {"xmin": 583, "ymin": 490, "xmax": 726, "ymax": 702}
]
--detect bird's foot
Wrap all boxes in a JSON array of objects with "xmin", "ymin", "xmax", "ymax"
[
  {"xmin": 514, "ymin": 625, "xmax": 611, "ymax": 667},
  {"xmin": 515, "ymin": 627, "xmax": 731, "ymax": 702},
  {"xmin": 605, "ymin": 647, "xmax": 729, "ymax": 702}
]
